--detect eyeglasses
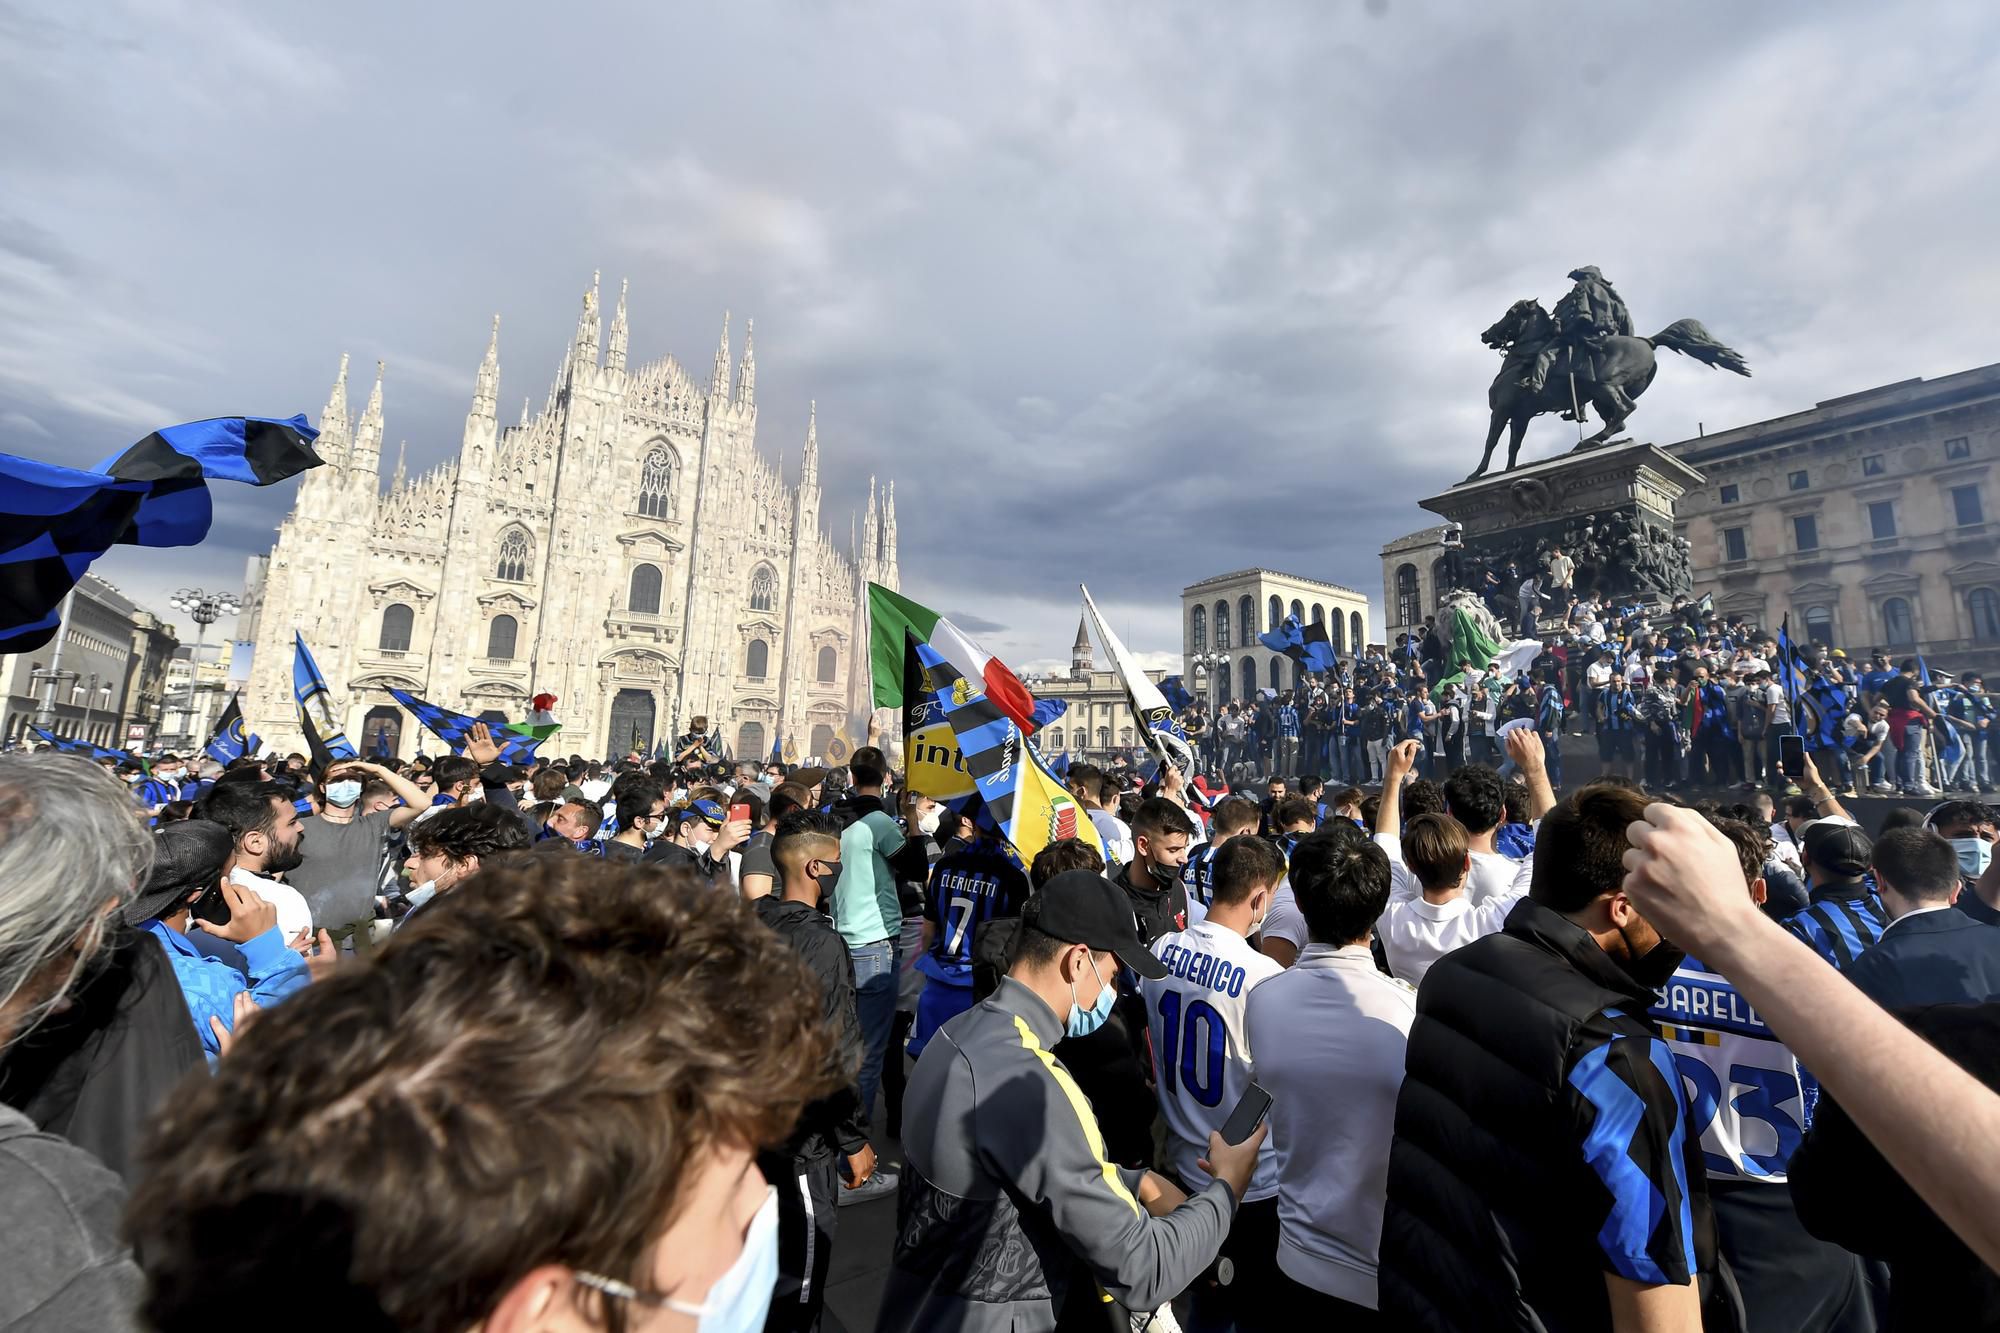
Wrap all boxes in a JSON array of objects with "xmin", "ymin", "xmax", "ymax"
[{"xmin": 572, "ymin": 1270, "xmax": 706, "ymax": 1316}]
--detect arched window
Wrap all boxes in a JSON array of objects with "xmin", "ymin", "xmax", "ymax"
[
  {"xmin": 1970, "ymin": 587, "xmax": 2000, "ymax": 642},
  {"xmin": 486, "ymin": 614, "xmax": 518, "ymax": 661},
  {"xmin": 1395, "ymin": 564, "xmax": 1420, "ymax": 628},
  {"xmin": 1881, "ymin": 597, "xmax": 1914, "ymax": 648},
  {"xmin": 378, "ymin": 603, "xmax": 413, "ymax": 652},
  {"xmin": 1190, "ymin": 605, "xmax": 1207, "ymax": 652},
  {"xmin": 1240, "ymin": 656, "xmax": 1256, "ymax": 701},
  {"xmin": 1351, "ymin": 610, "xmax": 1364, "ymax": 650},
  {"xmin": 737, "ymin": 722, "xmax": 765, "ymax": 761},
  {"xmin": 1311, "ymin": 603, "xmax": 1325, "ymax": 625},
  {"xmin": 817, "ymin": 645, "xmax": 837, "ymax": 683},
  {"xmin": 629, "ymin": 563, "xmax": 662, "ymax": 615},
  {"xmin": 637, "ymin": 445, "xmax": 675, "ymax": 518},
  {"xmin": 746, "ymin": 638, "xmax": 770, "ymax": 678},
  {"xmin": 1268, "ymin": 595, "xmax": 1283, "ymax": 631},
  {"xmin": 1293, "ymin": 658, "xmax": 1306, "ymax": 688},
  {"xmin": 1238, "ymin": 596, "xmax": 1254, "ymax": 643},
  {"xmin": 1215, "ymin": 600, "xmax": 1231, "ymax": 650},
  {"xmin": 1290, "ymin": 599, "xmax": 1304, "ymax": 624},
  {"xmin": 1804, "ymin": 605, "xmax": 1835, "ymax": 646},
  {"xmin": 1269, "ymin": 658, "xmax": 1282, "ymax": 691},
  {"xmin": 1217, "ymin": 663, "xmax": 1232, "ymax": 704},
  {"xmin": 1046, "ymin": 727, "xmax": 1064, "ymax": 750},
  {"xmin": 495, "ymin": 527, "xmax": 532, "ymax": 582},
  {"xmin": 749, "ymin": 565, "xmax": 777, "ymax": 612},
  {"xmin": 1097, "ymin": 727, "xmax": 1111, "ymax": 751},
  {"xmin": 1330, "ymin": 610, "xmax": 1346, "ymax": 655}
]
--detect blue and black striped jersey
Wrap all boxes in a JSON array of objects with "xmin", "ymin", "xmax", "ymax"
[
  {"xmin": 1781, "ymin": 889, "xmax": 1889, "ymax": 970},
  {"xmin": 922, "ymin": 845, "xmax": 1031, "ymax": 977},
  {"xmin": 1182, "ymin": 842, "xmax": 1220, "ymax": 908}
]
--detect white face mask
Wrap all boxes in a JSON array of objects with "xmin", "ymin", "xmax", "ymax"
[
  {"xmin": 406, "ymin": 880, "xmax": 438, "ymax": 910},
  {"xmin": 579, "ymin": 1185, "xmax": 779, "ymax": 1332},
  {"xmin": 916, "ymin": 809, "xmax": 942, "ymax": 837}
]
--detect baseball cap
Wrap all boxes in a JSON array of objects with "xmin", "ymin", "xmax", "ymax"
[
  {"xmin": 1025, "ymin": 870, "xmax": 1170, "ymax": 980},
  {"xmin": 1802, "ymin": 821, "xmax": 1872, "ymax": 881},
  {"xmin": 125, "ymin": 821, "xmax": 235, "ymax": 926},
  {"xmin": 788, "ymin": 766, "xmax": 829, "ymax": 789},
  {"xmin": 681, "ymin": 798, "xmax": 727, "ymax": 828}
]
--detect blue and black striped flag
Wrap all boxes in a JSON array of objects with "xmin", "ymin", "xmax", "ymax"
[
  {"xmin": 0, "ymin": 415, "xmax": 320, "ymax": 654},
  {"xmin": 293, "ymin": 632, "xmax": 357, "ymax": 769},
  {"xmin": 30, "ymin": 726, "xmax": 132, "ymax": 764},
  {"xmin": 385, "ymin": 687, "xmax": 546, "ymax": 765},
  {"xmin": 203, "ymin": 694, "xmax": 261, "ymax": 765}
]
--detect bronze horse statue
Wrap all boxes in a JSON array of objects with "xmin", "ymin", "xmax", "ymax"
[{"xmin": 1468, "ymin": 299, "xmax": 1750, "ymax": 479}]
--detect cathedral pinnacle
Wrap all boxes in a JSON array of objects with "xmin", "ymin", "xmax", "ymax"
[
  {"xmin": 608, "ymin": 277, "xmax": 629, "ymax": 373},
  {"xmin": 392, "ymin": 440, "xmax": 407, "ymax": 490},
  {"xmin": 473, "ymin": 314, "xmax": 500, "ymax": 413},
  {"xmin": 711, "ymin": 311, "xmax": 732, "ymax": 396},
  {"xmin": 574, "ymin": 271, "xmax": 601, "ymax": 368},
  {"xmin": 349, "ymin": 360, "xmax": 385, "ymax": 475},
  {"xmin": 320, "ymin": 352, "xmax": 352, "ymax": 458},
  {"xmin": 735, "ymin": 317, "xmax": 756, "ymax": 405},
  {"xmin": 801, "ymin": 400, "xmax": 819, "ymax": 487},
  {"xmin": 519, "ymin": 396, "xmax": 531, "ymax": 428}
]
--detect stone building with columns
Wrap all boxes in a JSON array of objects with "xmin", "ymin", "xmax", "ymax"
[{"xmin": 240, "ymin": 272, "xmax": 898, "ymax": 761}]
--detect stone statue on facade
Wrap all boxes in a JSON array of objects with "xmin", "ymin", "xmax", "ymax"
[{"xmin": 1466, "ymin": 267, "xmax": 1753, "ymax": 479}]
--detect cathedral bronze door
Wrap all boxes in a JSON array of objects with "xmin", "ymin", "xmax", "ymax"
[{"xmin": 608, "ymin": 688, "xmax": 655, "ymax": 756}]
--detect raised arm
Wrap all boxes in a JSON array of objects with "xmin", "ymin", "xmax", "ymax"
[
  {"xmin": 1376, "ymin": 739, "xmax": 1420, "ymax": 839},
  {"xmin": 347, "ymin": 760, "xmax": 430, "ymax": 829}
]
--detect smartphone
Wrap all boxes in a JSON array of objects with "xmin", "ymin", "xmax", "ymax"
[
  {"xmin": 728, "ymin": 802, "xmax": 752, "ymax": 825},
  {"xmin": 189, "ymin": 880, "xmax": 231, "ymax": 927},
  {"xmin": 1779, "ymin": 732, "xmax": 1805, "ymax": 779},
  {"xmin": 1219, "ymin": 1082, "xmax": 1273, "ymax": 1146}
]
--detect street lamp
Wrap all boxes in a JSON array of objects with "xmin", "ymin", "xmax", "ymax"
[{"xmin": 169, "ymin": 588, "xmax": 240, "ymax": 738}]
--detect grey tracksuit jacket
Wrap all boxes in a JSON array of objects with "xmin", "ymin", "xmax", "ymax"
[{"xmin": 876, "ymin": 977, "xmax": 1234, "ymax": 1332}]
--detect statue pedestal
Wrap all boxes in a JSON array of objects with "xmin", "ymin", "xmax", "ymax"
[{"xmin": 1419, "ymin": 441, "xmax": 1705, "ymax": 604}]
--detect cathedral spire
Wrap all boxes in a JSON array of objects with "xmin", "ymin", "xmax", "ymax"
[
  {"xmin": 319, "ymin": 352, "xmax": 352, "ymax": 463},
  {"xmin": 710, "ymin": 310, "xmax": 731, "ymax": 396},
  {"xmin": 574, "ymin": 271, "xmax": 601, "ymax": 369},
  {"xmin": 863, "ymin": 475, "xmax": 880, "ymax": 571},
  {"xmin": 800, "ymin": 401, "xmax": 819, "ymax": 488},
  {"xmin": 391, "ymin": 440, "xmax": 407, "ymax": 490},
  {"xmin": 350, "ymin": 360, "xmax": 385, "ymax": 476},
  {"xmin": 735, "ymin": 318, "xmax": 756, "ymax": 405},
  {"xmin": 607, "ymin": 277, "xmax": 629, "ymax": 373},
  {"xmin": 473, "ymin": 314, "xmax": 500, "ymax": 414}
]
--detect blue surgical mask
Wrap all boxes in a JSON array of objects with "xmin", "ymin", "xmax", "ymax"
[
  {"xmin": 326, "ymin": 780, "xmax": 363, "ymax": 808},
  {"xmin": 664, "ymin": 1185, "xmax": 781, "ymax": 1331},
  {"xmin": 1065, "ymin": 953, "xmax": 1116, "ymax": 1038},
  {"xmin": 1950, "ymin": 837, "xmax": 1992, "ymax": 880}
]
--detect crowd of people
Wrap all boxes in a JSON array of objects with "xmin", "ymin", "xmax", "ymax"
[
  {"xmin": 3, "ymin": 668, "xmax": 2000, "ymax": 1332},
  {"xmin": 1176, "ymin": 594, "xmax": 1996, "ymax": 801}
]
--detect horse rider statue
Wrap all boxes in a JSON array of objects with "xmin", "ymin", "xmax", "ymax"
[{"xmin": 1521, "ymin": 266, "xmax": 1634, "ymax": 398}]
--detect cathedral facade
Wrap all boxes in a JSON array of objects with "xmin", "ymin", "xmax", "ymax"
[{"xmin": 241, "ymin": 272, "xmax": 899, "ymax": 763}]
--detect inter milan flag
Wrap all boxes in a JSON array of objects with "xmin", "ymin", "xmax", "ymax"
[
  {"xmin": 293, "ymin": 632, "xmax": 357, "ymax": 769},
  {"xmin": 385, "ymin": 688, "xmax": 548, "ymax": 765},
  {"xmin": 1080, "ymin": 583, "xmax": 1195, "ymax": 776},
  {"xmin": 1774, "ymin": 617, "xmax": 1809, "ymax": 710},
  {"xmin": 902, "ymin": 631, "xmax": 980, "ymax": 816},
  {"xmin": 1159, "ymin": 675, "xmax": 1195, "ymax": 714},
  {"xmin": 1258, "ymin": 614, "xmax": 1337, "ymax": 675},
  {"xmin": 0, "ymin": 415, "xmax": 320, "ymax": 654},
  {"xmin": 203, "ymin": 694, "xmax": 260, "ymax": 765},
  {"xmin": 30, "ymin": 726, "xmax": 132, "ymax": 764}
]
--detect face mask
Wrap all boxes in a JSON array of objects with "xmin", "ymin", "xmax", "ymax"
[
  {"xmin": 812, "ymin": 861, "xmax": 841, "ymax": 902},
  {"xmin": 916, "ymin": 809, "xmax": 942, "ymax": 837},
  {"xmin": 639, "ymin": 1183, "xmax": 779, "ymax": 1332},
  {"xmin": 1066, "ymin": 953, "xmax": 1116, "ymax": 1038},
  {"xmin": 325, "ymin": 780, "xmax": 363, "ymax": 808},
  {"xmin": 1146, "ymin": 856, "xmax": 1181, "ymax": 889},
  {"xmin": 405, "ymin": 880, "xmax": 438, "ymax": 910},
  {"xmin": 1617, "ymin": 925, "xmax": 1686, "ymax": 991},
  {"xmin": 1950, "ymin": 837, "xmax": 1992, "ymax": 879}
]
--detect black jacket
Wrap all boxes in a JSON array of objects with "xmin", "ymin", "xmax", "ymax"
[
  {"xmin": 753, "ymin": 896, "xmax": 867, "ymax": 1161},
  {"xmin": 1841, "ymin": 909, "xmax": 2000, "ymax": 1010},
  {"xmin": 1790, "ymin": 1001, "xmax": 2000, "ymax": 1332},
  {"xmin": 1381, "ymin": 898, "xmax": 1737, "ymax": 1332}
]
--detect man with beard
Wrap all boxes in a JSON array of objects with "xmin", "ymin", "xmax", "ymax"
[{"xmin": 193, "ymin": 781, "xmax": 314, "ymax": 944}]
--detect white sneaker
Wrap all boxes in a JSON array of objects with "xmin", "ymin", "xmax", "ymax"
[{"xmin": 837, "ymin": 1167, "xmax": 899, "ymax": 1207}]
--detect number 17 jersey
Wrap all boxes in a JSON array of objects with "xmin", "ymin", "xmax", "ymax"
[{"xmin": 1142, "ymin": 919, "xmax": 1282, "ymax": 1201}]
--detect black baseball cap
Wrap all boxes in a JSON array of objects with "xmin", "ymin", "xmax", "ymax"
[
  {"xmin": 1025, "ymin": 870, "xmax": 1170, "ymax": 980},
  {"xmin": 1803, "ymin": 821, "xmax": 1872, "ymax": 882}
]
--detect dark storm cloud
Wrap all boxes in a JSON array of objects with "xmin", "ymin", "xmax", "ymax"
[{"xmin": 2, "ymin": 0, "xmax": 1997, "ymax": 666}]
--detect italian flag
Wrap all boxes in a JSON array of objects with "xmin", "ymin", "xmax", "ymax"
[{"xmin": 868, "ymin": 582, "xmax": 1039, "ymax": 735}]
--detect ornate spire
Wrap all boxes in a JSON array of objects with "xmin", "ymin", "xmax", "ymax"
[
  {"xmin": 801, "ymin": 400, "xmax": 819, "ymax": 487},
  {"xmin": 863, "ymin": 475, "xmax": 879, "ymax": 566},
  {"xmin": 574, "ymin": 271, "xmax": 601, "ymax": 368},
  {"xmin": 735, "ymin": 317, "xmax": 756, "ymax": 404},
  {"xmin": 319, "ymin": 352, "xmax": 352, "ymax": 460},
  {"xmin": 1071, "ymin": 611, "xmax": 1094, "ymax": 677},
  {"xmin": 607, "ymin": 277, "xmax": 629, "ymax": 373},
  {"xmin": 710, "ymin": 310, "xmax": 731, "ymax": 395},
  {"xmin": 473, "ymin": 314, "xmax": 500, "ymax": 413},
  {"xmin": 349, "ymin": 360, "xmax": 385, "ymax": 474},
  {"xmin": 519, "ymin": 396, "xmax": 531, "ymax": 428},
  {"xmin": 391, "ymin": 441, "xmax": 407, "ymax": 490}
]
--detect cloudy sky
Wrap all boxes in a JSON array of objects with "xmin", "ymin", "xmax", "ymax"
[{"xmin": 4, "ymin": 1, "xmax": 1997, "ymax": 673}]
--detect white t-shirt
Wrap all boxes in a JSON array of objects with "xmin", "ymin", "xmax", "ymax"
[
  {"xmin": 1586, "ymin": 661, "xmax": 1614, "ymax": 689},
  {"xmin": 231, "ymin": 866, "xmax": 313, "ymax": 944},
  {"xmin": 1259, "ymin": 879, "xmax": 1307, "ymax": 956},
  {"xmin": 1375, "ymin": 836, "xmax": 1528, "ymax": 987},
  {"xmin": 1245, "ymin": 943, "xmax": 1416, "ymax": 1308},
  {"xmin": 1143, "ymin": 921, "xmax": 1283, "ymax": 1201}
]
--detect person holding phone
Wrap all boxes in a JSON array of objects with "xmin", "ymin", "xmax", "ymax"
[{"xmin": 129, "ymin": 821, "xmax": 312, "ymax": 1060}]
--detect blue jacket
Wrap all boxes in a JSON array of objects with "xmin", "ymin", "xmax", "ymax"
[
  {"xmin": 141, "ymin": 920, "xmax": 311, "ymax": 1061},
  {"xmin": 1841, "ymin": 908, "xmax": 2000, "ymax": 1009}
]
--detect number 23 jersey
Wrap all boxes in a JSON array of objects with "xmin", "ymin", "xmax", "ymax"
[
  {"xmin": 1651, "ymin": 956, "xmax": 1807, "ymax": 1183},
  {"xmin": 1142, "ymin": 920, "xmax": 1283, "ymax": 1200}
]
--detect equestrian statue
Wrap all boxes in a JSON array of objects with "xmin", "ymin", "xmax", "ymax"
[{"xmin": 1467, "ymin": 266, "xmax": 1751, "ymax": 480}]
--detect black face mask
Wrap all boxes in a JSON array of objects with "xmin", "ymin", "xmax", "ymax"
[
  {"xmin": 813, "ymin": 863, "xmax": 842, "ymax": 903},
  {"xmin": 1146, "ymin": 858, "xmax": 1181, "ymax": 889},
  {"xmin": 1617, "ymin": 925, "xmax": 1686, "ymax": 991}
]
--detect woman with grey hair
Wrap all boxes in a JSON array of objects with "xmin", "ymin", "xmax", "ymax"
[{"xmin": 0, "ymin": 753, "xmax": 153, "ymax": 1331}]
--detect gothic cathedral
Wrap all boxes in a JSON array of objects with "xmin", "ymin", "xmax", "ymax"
[{"xmin": 241, "ymin": 272, "xmax": 899, "ymax": 762}]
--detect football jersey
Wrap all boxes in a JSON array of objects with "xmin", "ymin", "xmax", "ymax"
[
  {"xmin": 921, "ymin": 843, "xmax": 1032, "ymax": 980},
  {"xmin": 1650, "ymin": 956, "xmax": 1805, "ymax": 1183},
  {"xmin": 1143, "ymin": 920, "xmax": 1283, "ymax": 1201},
  {"xmin": 1182, "ymin": 842, "xmax": 1220, "ymax": 908}
]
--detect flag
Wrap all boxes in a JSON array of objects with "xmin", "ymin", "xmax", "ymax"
[
  {"xmin": 0, "ymin": 415, "xmax": 321, "ymax": 654},
  {"xmin": 1258, "ymin": 614, "xmax": 1338, "ymax": 675},
  {"xmin": 30, "ymin": 726, "xmax": 131, "ymax": 764},
  {"xmin": 902, "ymin": 631, "xmax": 981, "ymax": 814},
  {"xmin": 1695, "ymin": 592, "xmax": 1715, "ymax": 617},
  {"xmin": 1432, "ymin": 603, "xmax": 1541, "ymax": 699},
  {"xmin": 1800, "ymin": 676, "xmax": 1850, "ymax": 752},
  {"xmin": 1028, "ymin": 698, "xmax": 1069, "ymax": 729},
  {"xmin": 867, "ymin": 582, "xmax": 1042, "ymax": 734},
  {"xmin": 385, "ymin": 687, "xmax": 548, "ymax": 765},
  {"xmin": 1916, "ymin": 654, "xmax": 1933, "ymax": 687},
  {"xmin": 931, "ymin": 654, "xmax": 1101, "ymax": 865},
  {"xmin": 203, "ymin": 694, "xmax": 260, "ymax": 765},
  {"xmin": 1080, "ymin": 583, "xmax": 1194, "ymax": 776},
  {"xmin": 1159, "ymin": 675, "xmax": 1195, "ymax": 714},
  {"xmin": 292, "ymin": 633, "xmax": 357, "ymax": 768},
  {"xmin": 1775, "ymin": 617, "xmax": 1808, "ymax": 709}
]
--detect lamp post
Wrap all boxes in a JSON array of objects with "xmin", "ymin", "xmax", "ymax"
[{"xmin": 169, "ymin": 588, "xmax": 240, "ymax": 742}]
